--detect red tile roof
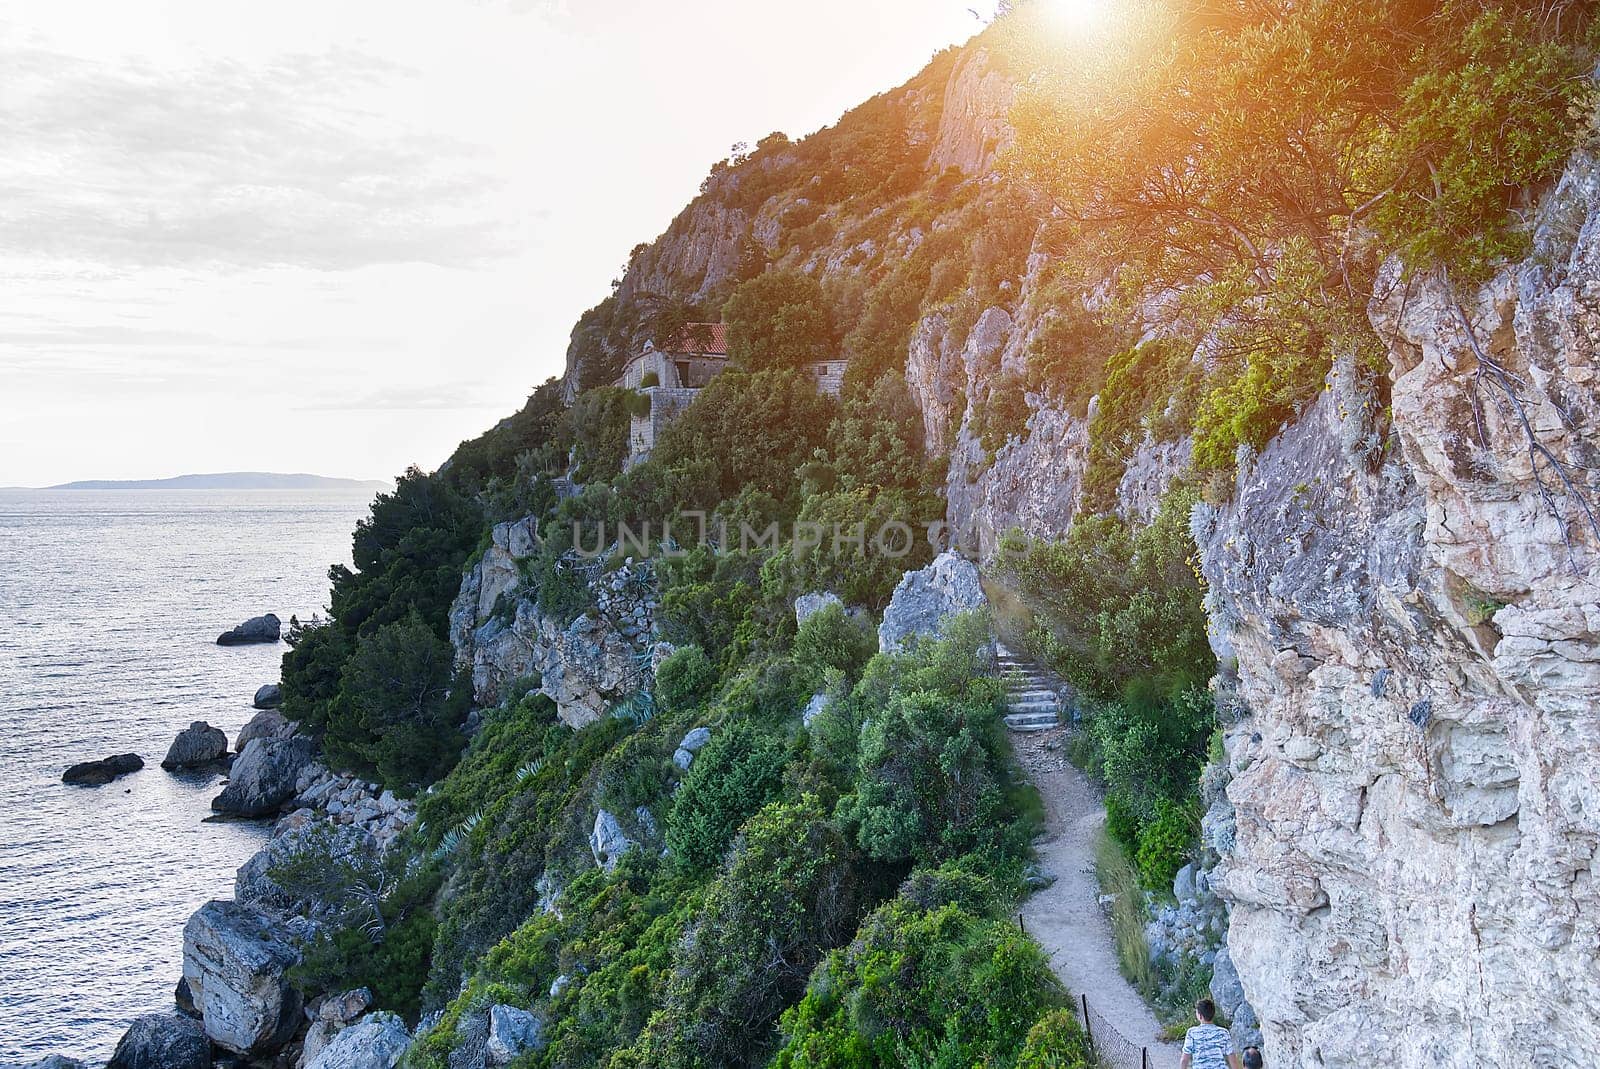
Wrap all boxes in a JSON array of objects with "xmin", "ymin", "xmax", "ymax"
[{"xmin": 664, "ymin": 322, "xmax": 728, "ymax": 357}]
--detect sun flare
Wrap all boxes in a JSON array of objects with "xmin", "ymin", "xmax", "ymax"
[{"xmin": 1043, "ymin": 0, "xmax": 1111, "ymax": 35}]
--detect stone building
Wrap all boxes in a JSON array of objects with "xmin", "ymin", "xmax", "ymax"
[{"xmin": 617, "ymin": 322, "xmax": 846, "ymax": 469}]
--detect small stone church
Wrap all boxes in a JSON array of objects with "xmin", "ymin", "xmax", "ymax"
[{"xmin": 617, "ymin": 323, "xmax": 846, "ymax": 468}]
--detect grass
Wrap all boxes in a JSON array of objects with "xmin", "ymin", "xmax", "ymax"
[{"xmin": 1094, "ymin": 831, "xmax": 1155, "ymax": 999}]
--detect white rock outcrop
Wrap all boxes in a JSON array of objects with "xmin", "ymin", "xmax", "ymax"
[
  {"xmin": 181, "ymin": 899, "xmax": 302, "ymax": 1055},
  {"xmin": 1196, "ymin": 150, "xmax": 1600, "ymax": 1068},
  {"xmin": 304, "ymin": 1012, "xmax": 410, "ymax": 1069},
  {"xmin": 878, "ymin": 551, "xmax": 989, "ymax": 653}
]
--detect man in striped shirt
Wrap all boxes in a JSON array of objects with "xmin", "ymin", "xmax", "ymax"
[{"xmin": 1180, "ymin": 999, "xmax": 1243, "ymax": 1069}]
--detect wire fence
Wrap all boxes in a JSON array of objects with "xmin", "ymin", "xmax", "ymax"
[{"xmin": 1078, "ymin": 993, "xmax": 1152, "ymax": 1069}]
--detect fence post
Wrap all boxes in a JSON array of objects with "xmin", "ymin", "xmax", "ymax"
[
  {"xmin": 1081, "ymin": 993, "xmax": 1094, "ymax": 1049},
  {"xmin": 1142, "ymin": 1048, "xmax": 1149, "ymax": 1069}
]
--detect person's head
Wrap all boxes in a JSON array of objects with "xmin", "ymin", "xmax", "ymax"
[
  {"xmin": 1195, "ymin": 998, "xmax": 1217, "ymax": 1023},
  {"xmin": 1242, "ymin": 1047, "xmax": 1264, "ymax": 1069}
]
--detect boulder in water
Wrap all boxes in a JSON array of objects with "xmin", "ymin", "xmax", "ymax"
[
  {"xmin": 235, "ymin": 708, "xmax": 293, "ymax": 753},
  {"xmin": 216, "ymin": 613, "xmax": 281, "ymax": 646},
  {"xmin": 23, "ymin": 1057, "xmax": 87, "ymax": 1069},
  {"xmin": 252, "ymin": 683, "xmax": 283, "ymax": 709},
  {"xmin": 181, "ymin": 899, "xmax": 301, "ymax": 1055},
  {"xmin": 62, "ymin": 753, "xmax": 143, "ymax": 786},
  {"xmin": 162, "ymin": 721, "xmax": 229, "ymax": 770},
  {"xmin": 211, "ymin": 736, "xmax": 314, "ymax": 817},
  {"xmin": 106, "ymin": 1012, "xmax": 210, "ymax": 1069}
]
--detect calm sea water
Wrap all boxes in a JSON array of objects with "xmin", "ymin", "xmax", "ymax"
[{"xmin": 0, "ymin": 489, "xmax": 376, "ymax": 1064}]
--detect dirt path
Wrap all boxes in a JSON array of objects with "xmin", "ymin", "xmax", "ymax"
[{"xmin": 1014, "ymin": 729, "xmax": 1181, "ymax": 1069}]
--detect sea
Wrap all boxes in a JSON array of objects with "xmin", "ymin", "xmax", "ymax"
[{"xmin": 0, "ymin": 489, "xmax": 377, "ymax": 1065}]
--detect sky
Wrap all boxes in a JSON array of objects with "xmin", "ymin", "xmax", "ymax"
[{"xmin": 0, "ymin": 0, "xmax": 998, "ymax": 487}]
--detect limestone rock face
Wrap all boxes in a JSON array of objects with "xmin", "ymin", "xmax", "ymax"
[
  {"xmin": 162, "ymin": 721, "xmax": 229, "ymax": 770},
  {"xmin": 450, "ymin": 520, "xmax": 658, "ymax": 727},
  {"xmin": 905, "ymin": 307, "xmax": 1015, "ymax": 458},
  {"xmin": 106, "ymin": 1013, "xmax": 210, "ymax": 1069},
  {"xmin": 1196, "ymin": 151, "xmax": 1600, "ymax": 1068},
  {"xmin": 929, "ymin": 47, "xmax": 1015, "ymax": 175},
  {"xmin": 946, "ymin": 405, "xmax": 1089, "ymax": 561},
  {"xmin": 878, "ymin": 551, "xmax": 988, "ymax": 653},
  {"xmin": 304, "ymin": 1012, "xmax": 410, "ymax": 1069},
  {"xmin": 181, "ymin": 899, "xmax": 302, "ymax": 1055},
  {"xmin": 252, "ymin": 682, "xmax": 283, "ymax": 709},
  {"xmin": 212, "ymin": 736, "xmax": 315, "ymax": 817}
]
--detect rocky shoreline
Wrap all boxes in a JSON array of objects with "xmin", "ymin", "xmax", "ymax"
[
  {"xmin": 28, "ymin": 604, "xmax": 424, "ymax": 1069},
  {"xmin": 30, "ymin": 728, "xmax": 421, "ymax": 1069}
]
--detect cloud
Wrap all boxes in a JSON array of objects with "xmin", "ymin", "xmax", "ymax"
[
  {"xmin": 293, "ymin": 382, "xmax": 506, "ymax": 411},
  {"xmin": 0, "ymin": 41, "xmax": 524, "ymax": 271}
]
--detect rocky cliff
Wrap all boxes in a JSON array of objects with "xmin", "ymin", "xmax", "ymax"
[
  {"xmin": 449, "ymin": 517, "xmax": 665, "ymax": 728},
  {"xmin": 531, "ymin": 13, "xmax": 1600, "ymax": 1066},
  {"xmin": 1194, "ymin": 150, "xmax": 1600, "ymax": 1067}
]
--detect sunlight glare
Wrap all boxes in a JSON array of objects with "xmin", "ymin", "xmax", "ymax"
[{"xmin": 1043, "ymin": 0, "xmax": 1111, "ymax": 35}]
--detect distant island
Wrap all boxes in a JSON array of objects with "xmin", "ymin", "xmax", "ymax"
[{"xmin": 44, "ymin": 472, "xmax": 390, "ymax": 491}]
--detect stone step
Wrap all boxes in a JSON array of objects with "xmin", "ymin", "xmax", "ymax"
[
  {"xmin": 1008, "ymin": 698, "xmax": 1060, "ymax": 713},
  {"xmin": 1006, "ymin": 687, "xmax": 1059, "ymax": 701},
  {"xmin": 1005, "ymin": 713, "xmax": 1060, "ymax": 732}
]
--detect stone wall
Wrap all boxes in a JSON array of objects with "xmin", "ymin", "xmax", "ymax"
[{"xmin": 625, "ymin": 387, "xmax": 699, "ymax": 471}]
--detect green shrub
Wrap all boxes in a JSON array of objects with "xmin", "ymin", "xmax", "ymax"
[
  {"xmin": 723, "ymin": 269, "xmax": 838, "ymax": 371},
  {"xmin": 975, "ymin": 370, "xmax": 1032, "ymax": 455},
  {"xmin": 792, "ymin": 602, "xmax": 876, "ymax": 688},
  {"xmin": 655, "ymin": 645, "xmax": 717, "ymax": 711},
  {"xmin": 322, "ymin": 611, "xmax": 470, "ymax": 792},
  {"xmin": 666, "ymin": 723, "xmax": 787, "ymax": 871},
  {"xmin": 771, "ymin": 896, "xmax": 1064, "ymax": 1068},
  {"xmin": 624, "ymin": 798, "xmax": 863, "ymax": 1068},
  {"xmin": 1136, "ymin": 796, "xmax": 1198, "ymax": 891},
  {"xmin": 640, "ymin": 370, "xmax": 660, "ymax": 388},
  {"xmin": 1017, "ymin": 1008, "xmax": 1095, "ymax": 1069},
  {"xmin": 1368, "ymin": 4, "xmax": 1598, "ymax": 282}
]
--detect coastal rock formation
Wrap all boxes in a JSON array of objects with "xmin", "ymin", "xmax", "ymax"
[
  {"xmin": 161, "ymin": 721, "xmax": 229, "ymax": 770},
  {"xmin": 181, "ymin": 899, "xmax": 302, "ymax": 1055},
  {"xmin": 212, "ymin": 736, "xmax": 315, "ymax": 817},
  {"xmin": 235, "ymin": 708, "xmax": 294, "ymax": 752},
  {"xmin": 61, "ymin": 753, "xmax": 143, "ymax": 786},
  {"xmin": 217, "ymin": 613, "xmax": 281, "ymax": 646},
  {"xmin": 1195, "ymin": 152, "xmax": 1600, "ymax": 1068},
  {"xmin": 878, "ymin": 550, "xmax": 988, "ymax": 653},
  {"xmin": 105, "ymin": 1013, "xmax": 210, "ymax": 1069},
  {"xmin": 253, "ymin": 683, "xmax": 283, "ymax": 709},
  {"xmin": 304, "ymin": 1012, "xmax": 410, "ymax": 1069}
]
